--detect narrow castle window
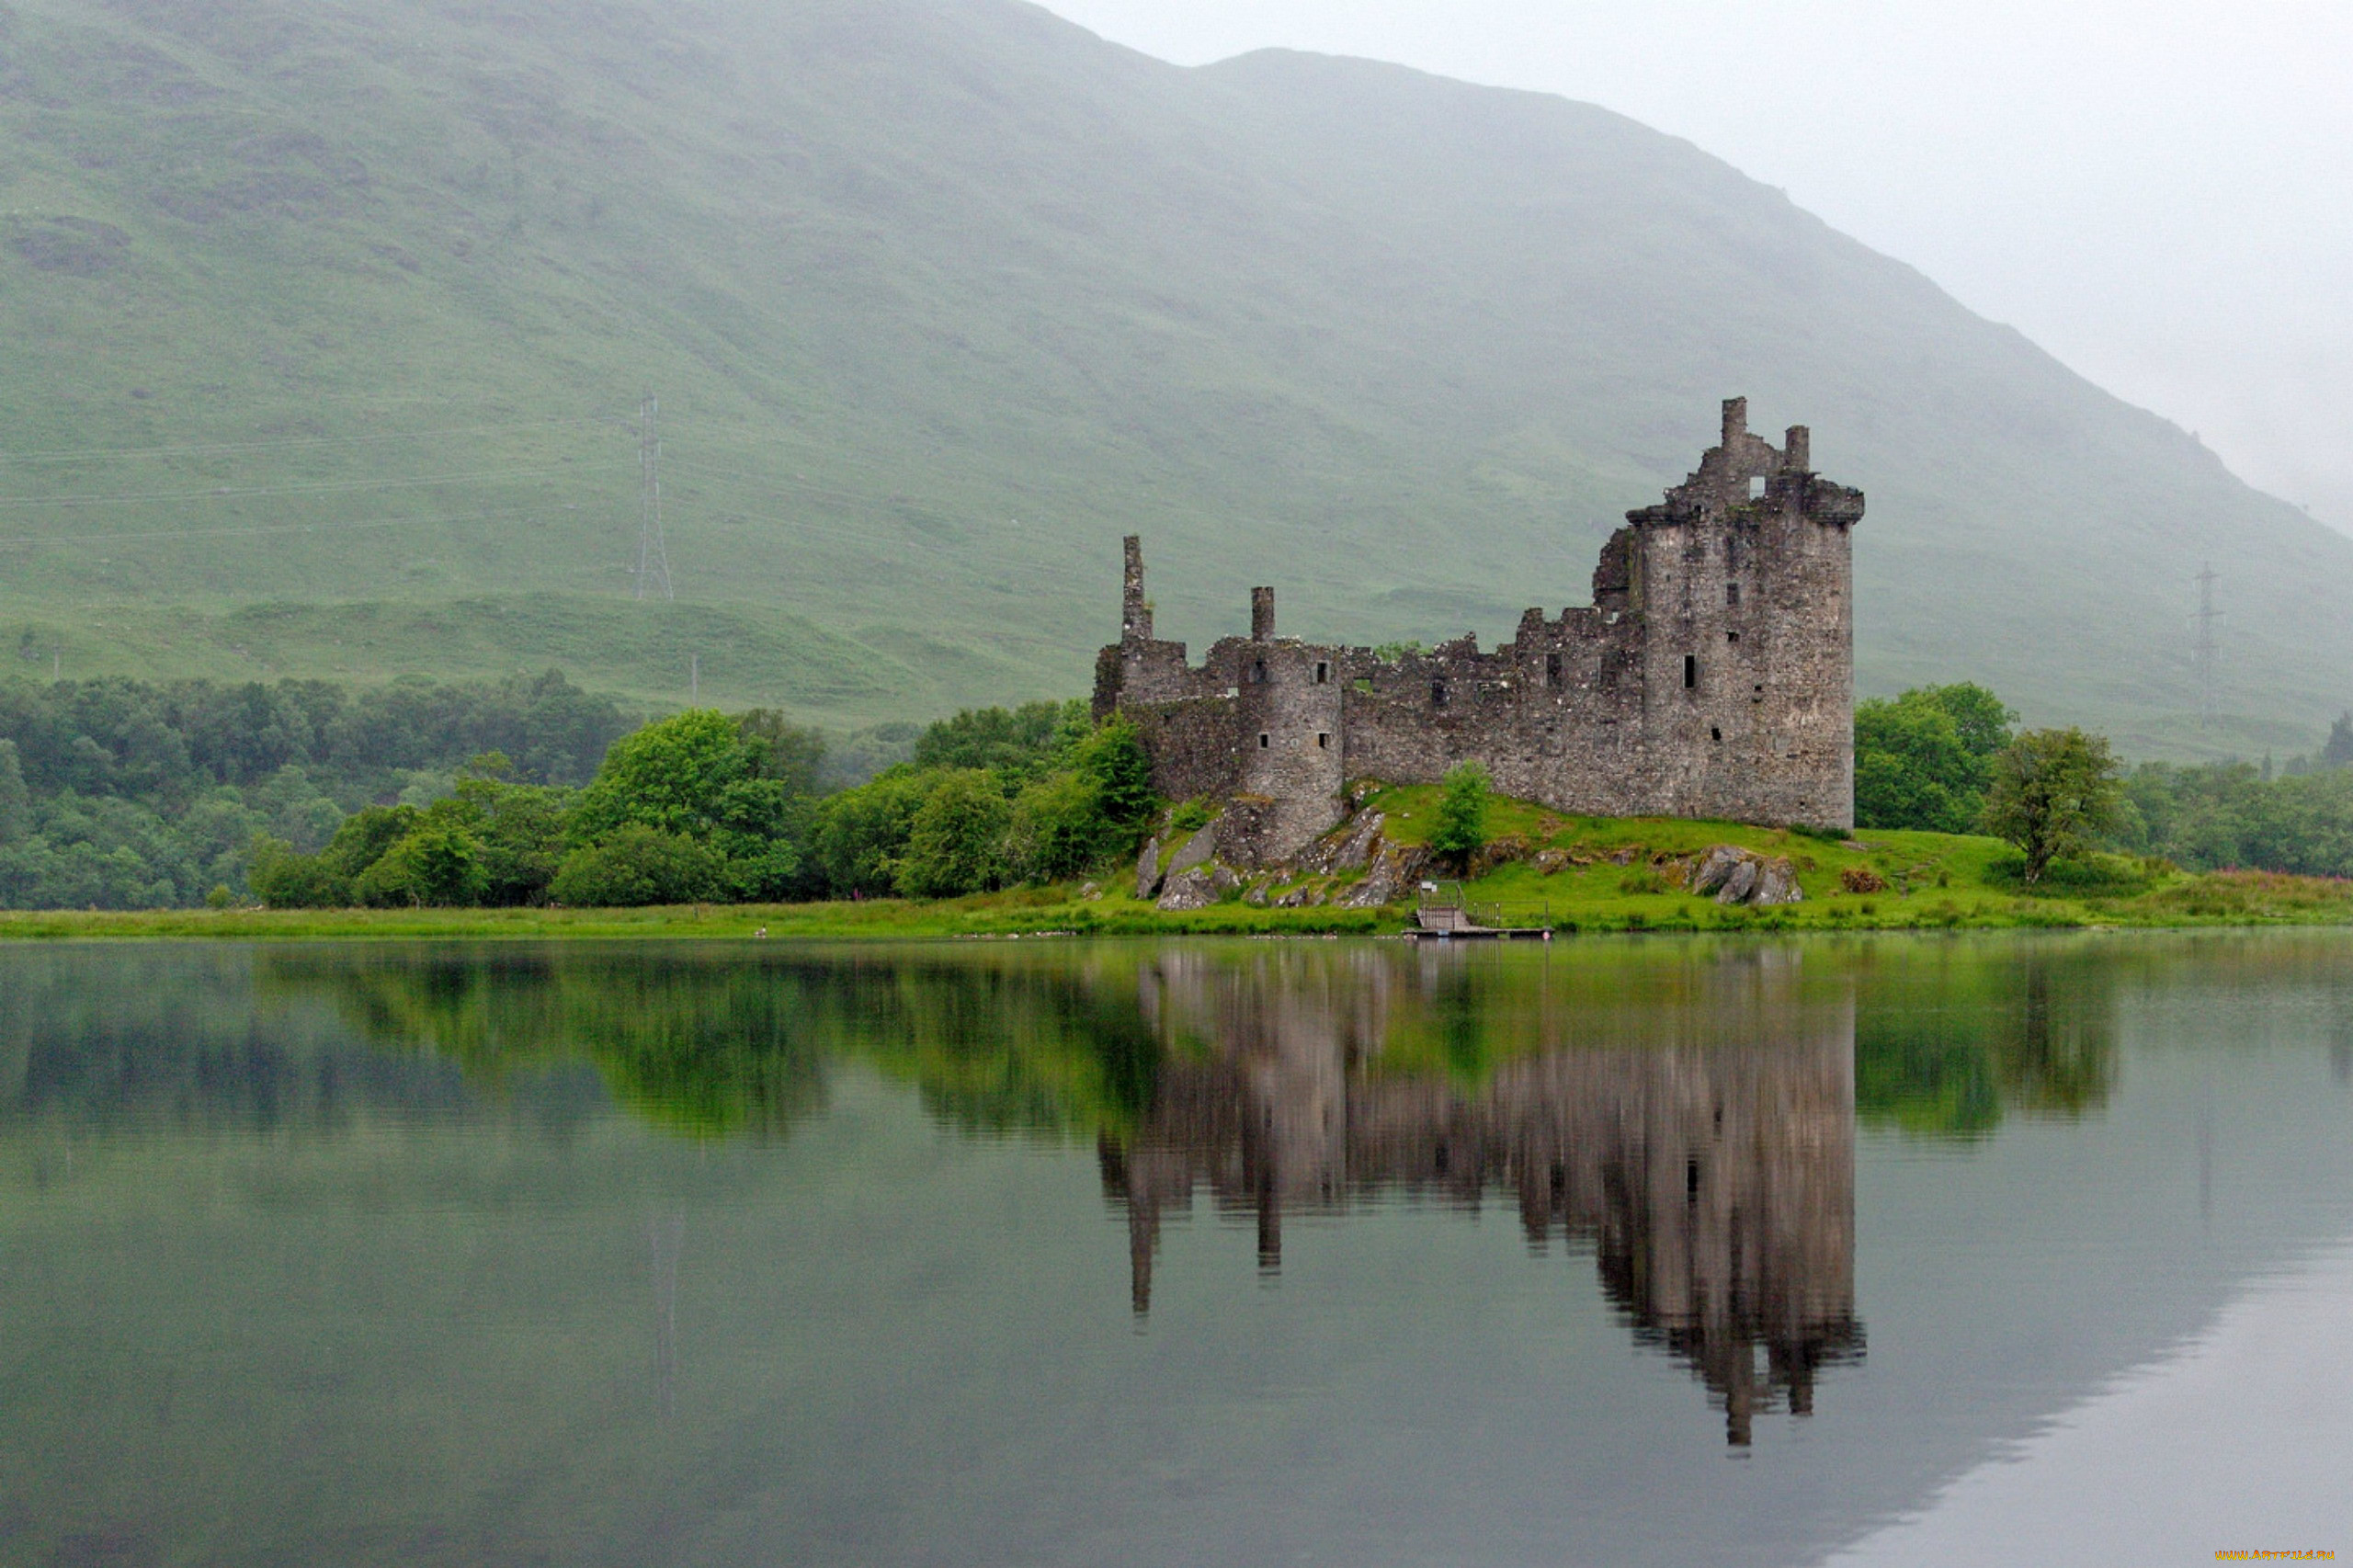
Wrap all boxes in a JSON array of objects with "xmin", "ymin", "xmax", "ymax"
[
  {"xmin": 1727, "ymin": 631, "xmax": 1740, "ymax": 644},
  {"xmin": 1726, "ymin": 582, "xmax": 1740, "ymax": 607},
  {"xmin": 1684, "ymin": 654, "xmax": 1697, "ymax": 689},
  {"xmin": 1711, "ymin": 726, "xmax": 1722, "ymax": 742},
  {"xmin": 1250, "ymin": 659, "xmax": 1267, "ymax": 685},
  {"xmin": 1747, "ymin": 476, "xmax": 1766, "ymax": 499},
  {"xmin": 1316, "ymin": 733, "xmax": 1329, "ymax": 750},
  {"xmin": 1313, "ymin": 661, "xmax": 1329, "ymax": 685},
  {"xmin": 1545, "ymin": 652, "xmax": 1563, "ymax": 687},
  {"xmin": 1432, "ymin": 680, "xmax": 1448, "ymax": 706},
  {"xmin": 1258, "ymin": 733, "xmax": 1269, "ymax": 748}
]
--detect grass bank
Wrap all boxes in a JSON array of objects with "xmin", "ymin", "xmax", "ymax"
[{"xmin": 6, "ymin": 790, "xmax": 2352, "ymax": 940}]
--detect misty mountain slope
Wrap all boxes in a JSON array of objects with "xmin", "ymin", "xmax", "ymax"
[{"xmin": 0, "ymin": 0, "xmax": 2340, "ymax": 751}]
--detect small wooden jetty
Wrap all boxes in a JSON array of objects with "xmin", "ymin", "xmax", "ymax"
[{"xmin": 1406, "ymin": 883, "xmax": 1552, "ymax": 941}]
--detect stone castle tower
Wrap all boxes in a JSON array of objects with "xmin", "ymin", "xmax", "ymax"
[{"xmin": 1094, "ymin": 398, "xmax": 1864, "ymax": 859}]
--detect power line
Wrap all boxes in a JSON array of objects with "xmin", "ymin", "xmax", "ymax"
[{"xmin": 635, "ymin": 392, "xmax": 673, "ymax": 602}]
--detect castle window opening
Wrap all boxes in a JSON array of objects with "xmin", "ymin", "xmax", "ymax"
[
  {"xmin": 1545, "ymin": 652, "xmax": 1563, "ymax": 687},
  {"xmin": 1748, "ymin": 476, "xmax": 1766, "ymax": 499},
  {"xmin": 1316, "ymin": 733, "xmax": 1329, "ymax": 750},
  {"xmin": 1258, "ymin": 733, "xmax": 1269, "ymax": 748},
  {"xmin": 1313, "ymin": 661, "xmax": 1329, "ymax": 685},
  {"xmin": 1250, "ymin": 659, "xmax": 1267, "ymax": 685},
  {"xmin": 1711, "ymin": 726, "xmax": 1722, "ymax": 742},
  {"xmin": 1684, "ymin": 654, "xmax": 1697, "ymax": 689},
  {"xmin": 1727, "ymin": 631, "xmax": 1739, "ymax": 643},
  {"xmin": 1431, "ymin": 681, "xmax": 1448, "ymax": 706},
  {"xmin": 1726, "ymin": 582, "xmax": 1740, "ymax": 607}
]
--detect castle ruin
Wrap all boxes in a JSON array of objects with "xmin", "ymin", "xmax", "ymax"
[{"xmin": 1094, "ymin": 399, "xmax": 1864, "ymax": 860}]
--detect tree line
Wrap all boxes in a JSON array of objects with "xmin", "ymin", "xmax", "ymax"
[
  {"xmin": 247, "ymin": 699, "xmax": 1154, "ymax": 909},
  {"xmin": 0, "ymin": 671, "xmax": 631, "ymax": 909},
  {"xmin": 1856, "ymin": 685, "xmax": 2353, "ymax": 881}
]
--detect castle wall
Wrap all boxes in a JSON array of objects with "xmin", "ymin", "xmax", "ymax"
[{"xmin": 1092, "ymin": 400, "xmax": 1862, "ymax": 861}]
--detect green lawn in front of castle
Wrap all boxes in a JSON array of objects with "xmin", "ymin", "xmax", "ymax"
[{"xmin": 7, "ymin": 787, "xmax": 2351, "ymax": 941}]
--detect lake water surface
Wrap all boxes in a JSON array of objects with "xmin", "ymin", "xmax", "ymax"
[{"xmin": 3, "ymin": 934, "xmax": 2349, "ymax": 1566}]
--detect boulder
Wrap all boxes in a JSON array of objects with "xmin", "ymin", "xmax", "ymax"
[
  {"xmin": 1752, "ymin": 858, "xmax": 1803, "ymax": 905},
  {"xmin": 1156, "ymin": 864, "xmax": 1238, "ymax": 910},
  {"xmin": 1165, "ymin": 820, "xmax": 1219, "ymax": 878},
  {"xmin": 1688, "ymin": 844, "xmax": 1805, "ymax": 906},
  {"xmin": 1337, "ymin": 844, "xmax": 1430, "ymax": 907},
  {"xmin": 1134, "ymin": 835, "xmax": 1163, "ymax": 900}
]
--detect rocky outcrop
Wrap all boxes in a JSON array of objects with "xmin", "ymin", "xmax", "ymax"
[
  {"xmin": 1336, "ymin": 843, "xmax": 1430, "ymax": 908},
  {"xmin": 1689, "ymin": 845, "xmax": 1803, "ymax": 906},
  {"xmin": 1165, "ymin": 821, "xmax": 1219, "ymax": 878},
  {"xmin": 1156, "ymin": 863, "xmax": 1239, "ymax": 910},
  {"xmin": 1134, "ymin": 835, "xmax": 1163, "ymax": 900}
]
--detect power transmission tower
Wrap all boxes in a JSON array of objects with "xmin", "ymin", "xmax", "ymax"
[
  {"xmin": 635, "ymin": 392, "xmax": 673, "ymax": 602},
  {"xmin": 2193, "ymin": 562, "xmax": 2221, "ymax": 726}
]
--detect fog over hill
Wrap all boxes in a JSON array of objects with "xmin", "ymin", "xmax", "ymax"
[{"xmin": 1, "ymin": 0, "xmax": 2344, "ymax": 754}]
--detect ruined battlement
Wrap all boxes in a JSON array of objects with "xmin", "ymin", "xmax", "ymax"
[{"xmin": 1093, "ymin": 400, "xmax": 1862, "ymax": 861}]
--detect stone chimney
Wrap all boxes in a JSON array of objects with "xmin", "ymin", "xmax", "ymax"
[
  {"xmin": 1784, "ymin": 426, "xmax": 1811, "ymax": 472},
  {"xmin": 1722, "ymin": 396, "xmax": 1748, "ymax": 449},
  {"xmin": 1122, "ymin": 535, "xmax": 1153, "ymax": 642},
  {"xmin": 1251, "ymin": 585, "xmax": 1275, "ymax": 641}
]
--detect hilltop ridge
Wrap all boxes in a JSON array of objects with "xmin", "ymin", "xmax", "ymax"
[{"xmin": 1, "ymin": 0, "xmax": 2344, "ymax": 754}]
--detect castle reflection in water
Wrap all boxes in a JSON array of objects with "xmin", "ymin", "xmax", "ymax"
[{"xmin": 1097, "ymin": 946, "xmax": 1864, "ymax": 1446}]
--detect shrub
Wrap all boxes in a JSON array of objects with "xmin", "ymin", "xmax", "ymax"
[
  {"xmin": 895, "ymin": 770, "xmax": 1012, "ymax": 898},
  {"xmin": 1431, "ymin": 761, "xmax": 1491, "ymax": 869},
  {"xmin": 354, "ymin": 823, "xmax": 490, "ymax": 907},
  {"xmin": 1839, "ymin": 865, "xmax": 1889, "ymax": 893},
  {"xmin": 1005, "ymin": 771, "xmax": 1110, "ymax": 884},
  {"xmin": 247, "ymin": 835, "xmax": 351, "ymax": 909},
  {"xmin": 551, "ymin": 826, "xmax": 725, "ymax": 907}
]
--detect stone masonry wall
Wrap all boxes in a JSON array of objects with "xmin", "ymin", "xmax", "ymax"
[{"xmin": 1091, "ymin": 400, "xmax": 1863, "ymax": 863}]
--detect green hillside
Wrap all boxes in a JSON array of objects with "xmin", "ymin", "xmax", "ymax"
[{"xmin": 2, "ymin": 0, "xmax": 2346, "ymax": 754}]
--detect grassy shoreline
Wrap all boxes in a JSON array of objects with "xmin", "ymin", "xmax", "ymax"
[{"xmin": 6, "ymin": 801, "xmax": 2352, "ymax": 941}]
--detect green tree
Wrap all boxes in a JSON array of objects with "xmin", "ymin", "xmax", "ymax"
[
  {"xmin": 355, "ymin": 822, "xmax": 491, "ymax": 907},
  {"xmin": 551, "ymin": 825, "xmax": 725, "ymax": 906},
  {"xmin": 895, "ymin": 769, "xmax": 1011, "ymax": 897},
  {"xmin": 912, "ymin": 700, "xmax": 1086, "ymax": 778},
  {"xmin": 734, "ymin": 710, "xmax": 827, "ymax": 796},
  {"xmin": 1854, "ymin": 683, "xmax": 2015, "ymax": 832},
  {"xmin": 813, "ymin": 768, "xmax": 938, "ymax": 896},
  {"xmin": 1430, "ymin": 761, "xmax": 1491, "ymax": 869},
  {"xmin": 2323, "ymin": 711, "xmax": 2353, "ymax": 770},
  {"xmin": 1004, "ymin": 770, "xmax": 1108, "ymax": 884},
  {"xmin": 570, "ymin": 710, "xmax": 753, "ymax": 844},
  {"xmin": 246, "ymin": 834, "xmax": 352, "ymax": 908},
  {"xmin": 1980, "ymin": 727, "xmax": 2122, "ymax": 884},
  {"xmin": 1069, "ymin": 716, "xmax": 1154, "ymax": 834},
  {"xmin": 0, "ymin": 739, "xmax": 28, "ymax": 846}
]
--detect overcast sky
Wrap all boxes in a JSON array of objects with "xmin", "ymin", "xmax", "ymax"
[{"xmin": 1035, "ymin": 0, "xmax": 2353, "ymax": 531}]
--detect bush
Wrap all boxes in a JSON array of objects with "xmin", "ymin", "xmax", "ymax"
[
  {"xmin": 1839, "ymin": 865, "xmax": 1889, "ymax": 893},
  {"xmin": 1005, "ymin": 771, "xmax": 1109, "ymax": 884},
  {"xmin": 551, "ymin": 826, "xmax": 725, "ymax": 907},
  {"xmin": 814, "ymin": 769, "xmax": 939, "ymax": 897},
  {"xmin": 895, "ymin": 770, "xmax": 1012, "ymax": 898},
  {"xmin": 1431, "ymin": 761, "xmax": 1491, "ymax": 869},
  {"xmin": 354, "ymin": 823, "xmax": 491, "ymax": 908},
  {"xmin": 247, "ymin": 835, "xmax": 352, "ymax": 909}
]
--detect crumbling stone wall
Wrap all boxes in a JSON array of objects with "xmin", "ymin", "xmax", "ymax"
[{"xmin": 1092, "ymin": 399, "xmax": 1863, "ymax": 862}]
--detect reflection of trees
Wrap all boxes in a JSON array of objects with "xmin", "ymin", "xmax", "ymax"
[
  {"xmin": 256, "ymin": 947, "xmax": 1165, "ymax": 1143},
  {"xmin": 1102, "ymin": 946, "xmax": 1864, "ymax": 1447},
  {"xmin": 1853, "ymin": 947, "xmax": 2118, "ymax": 1139}
]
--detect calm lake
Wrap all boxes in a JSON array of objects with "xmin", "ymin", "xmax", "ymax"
[{"xmin": 3, "ymin": 934, "xmax": 2349, "ymax": 1566}]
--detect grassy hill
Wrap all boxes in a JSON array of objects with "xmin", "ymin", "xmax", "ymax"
[{"xmin": 3, "ymin": 0, "xmax": 2347, "ymax": 754}]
